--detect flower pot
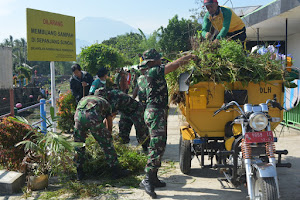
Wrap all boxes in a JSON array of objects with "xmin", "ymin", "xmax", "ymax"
[{"xmin": 27, "ymin": 174, "xmax": 48, "ymax": 191}]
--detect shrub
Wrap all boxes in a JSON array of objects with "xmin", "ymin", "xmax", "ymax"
[
  {"xmin": 57, "ymin": 91, "xmax": 77, "ymax": 133},
  {"xmin": 83, "ymin": 134, "xmax": 147, "ymax": 178},
  {"xmin": 0, "ymin": 117, "xmax": 34, "ymax": 171},
  {"xmin": 79, "ymin": 44, "xmax": 127, "ymax": 75}
]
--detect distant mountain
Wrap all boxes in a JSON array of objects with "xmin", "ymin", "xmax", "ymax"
[{"xmin": 75, "ymin": 17, "xmax": 140, "ymax": 53}]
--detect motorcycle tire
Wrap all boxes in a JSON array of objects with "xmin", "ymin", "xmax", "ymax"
[
  {"xmin": 179, "ymin": 134, "xmax": 192, "ymax": 174},
  {"xmin": 254, "ymin": 172, "xmax": 278, "ymax": 200}
]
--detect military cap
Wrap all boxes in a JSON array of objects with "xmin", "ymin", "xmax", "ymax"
[{"xmin": 140, "ymin": 49, "xmax": 162, "ymax": 65}]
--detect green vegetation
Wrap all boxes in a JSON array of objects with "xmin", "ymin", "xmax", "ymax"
[
  {"xmin": 191, "ymin": 40, "xmax": 284, "ymax": 84},
  {"xmin": 79, "ymin": 44, "xmax": 129, "ymax": 75},
  {"xmin": 57, "ymin": 91, "xmax": 77, "ymax": 134},
  {"xmin": 83, "ymin": 134, "xmax": 147, "ymax": 178},
  {"xmin": 14, "ymin": 115, "xmax": 79, "ymax": 176},
  {"xmin": 102, "ymin": 32, "xmax": 144, "ymax": 63},
  {"xmin": 0, "ymin": 117, "xmax": 34, "ymax": 171},
  {"xmin": 167, "ymin": 39, "xmax": 287, "ymax": 104},
  {"xmin": 158, "ymin": 15, "xmax": 201, "ymax": 59},
  {"xmin": 16, "ymin": 66, "xmax": 31, "ymax": 81}
]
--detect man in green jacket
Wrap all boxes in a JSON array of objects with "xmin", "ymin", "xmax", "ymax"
[{"xmin": 201, "ymin": 0, "xmax": 246, "ymax": 43}]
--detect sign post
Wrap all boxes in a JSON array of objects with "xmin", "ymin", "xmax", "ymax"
[{"xmin": 27, "ymin": 8, "xmax": 76, "ymax": 132}]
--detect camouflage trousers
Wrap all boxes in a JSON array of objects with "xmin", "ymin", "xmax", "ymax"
[
  {"xmin": 74, "ymin": 109, "xmax": 118, "ymax": 168},
  {"xmin": 144, "ymin": 107, "xmax": 168, "ymax": 172},
  {"xmin": 119, "ymin": 105, "xmax": 149, "ymax": 144}
]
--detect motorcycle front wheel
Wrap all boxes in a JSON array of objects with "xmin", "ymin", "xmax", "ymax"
[{"xmin": 253, "ymin": 172, "xmax": 278, "ymax": 200}]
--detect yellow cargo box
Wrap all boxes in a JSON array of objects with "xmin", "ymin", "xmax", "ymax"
[{"xmin": 179, "ymin": 80, "xmax": 283, "ymax": 138}]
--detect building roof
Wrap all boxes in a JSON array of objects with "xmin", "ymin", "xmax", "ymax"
[{"xmin": 242, "ymin": 0, "xmax": 300, "ymax": 41}]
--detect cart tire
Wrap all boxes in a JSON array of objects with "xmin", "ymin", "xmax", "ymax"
[
  {"xmin": 179, "ymin": 134, "xmax": 192, "ymax": 174},
  {"xmin": 254, "ymin": 172, "xmax": 278, "ymax": 200}
]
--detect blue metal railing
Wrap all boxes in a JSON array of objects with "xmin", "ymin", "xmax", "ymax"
[{"xmin": 0, "ymin": 99, "xmax": 50, "ymax": 133}]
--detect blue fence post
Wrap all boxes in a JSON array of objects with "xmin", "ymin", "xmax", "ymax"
[{"xmin": 40, "ymin": 99, "xmax": 47, "ymax": 133}]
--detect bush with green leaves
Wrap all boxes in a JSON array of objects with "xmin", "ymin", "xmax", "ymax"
[
  {"xmin": 79, "ymin": 44, "xmax": 128, "ymax": 76},
  {"xmin": 57, "ymin": 91, "xmax": 77, "ymax": 133},
  {"xmin": 0, "ymin": 117, "xmax": 34, "ymax": 171}
]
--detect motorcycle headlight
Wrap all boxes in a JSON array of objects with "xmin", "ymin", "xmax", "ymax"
[{"xmin": 249, "ymin": 113, "xmax": 268, "ymax": 131}]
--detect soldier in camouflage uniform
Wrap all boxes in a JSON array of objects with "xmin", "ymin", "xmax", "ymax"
[
  {"xmin": 139, "ymin": 49, "xmax": 197, "ymax": 198},
  {"xmin": 97, "ymin": 88, "xmax": 150, "ymax": 151},
  {"xmin": 74, "ymin": 94, "xmax": 129, "ymax": 180},
  {"xmin": 132, "ymin": 66, "xmax": 147, "ymax": 108},
  {"xmin": 127, "ymin": 67, "xmax": 147, "ymax": 143}
]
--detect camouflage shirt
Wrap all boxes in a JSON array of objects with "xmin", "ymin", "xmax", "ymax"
[
  {"xmin": 137, "ymin": 75, "xmax": 147, "ymax": 103},
  {"xmin": 132, "ymin": 70, "xmax": 141, "ymax": 86},
  {"xmin": 76, "ymin": 95, "xmax": 112, "ymax": 118},
  {"xmin": 145, "ymin": 65, "xmax": 168, "ymax": 108},
  {"xmin": 108, "ymin": 89, "xmax": 140, "ymax": 114}
]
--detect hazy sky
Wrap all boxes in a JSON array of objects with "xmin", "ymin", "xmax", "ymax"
[{"xmin": 0, "ymin": 0, "xmax": 275, "ymax": 42}]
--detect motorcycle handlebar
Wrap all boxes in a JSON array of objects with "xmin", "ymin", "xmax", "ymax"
[
  {"xmin": 213, "ymin": 98, "xmax": 285, "ymax": 117},
  {"xmin": 213, "ymin": 101, "xmax": 245, "ymax": 117},
  {"xmin": 213, "ymin": 102, "xmax": 234, "ymax": 116},
  {"xmin": 266, "ymin": 99, "xmax": 285, "ymax": 110},
  {"xmin": 271, "ymin": 101, "xmax": 285, "ymax": 110}
]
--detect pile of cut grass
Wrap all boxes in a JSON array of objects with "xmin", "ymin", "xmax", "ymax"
[{"xmin": 167, "ymin": 39, "xmax": 287, "ymax": 105}]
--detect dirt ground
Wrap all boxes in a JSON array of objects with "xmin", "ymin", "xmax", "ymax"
[{"xmin": 119, "ymin": 106, "xmax": 300, "ymax": 200}]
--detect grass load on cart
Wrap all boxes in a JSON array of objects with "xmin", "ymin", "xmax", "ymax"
[{"xmin": 167, "ymin": 39, "xmax": 295, "ymax": 105}]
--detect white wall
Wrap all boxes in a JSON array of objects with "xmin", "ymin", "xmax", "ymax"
[
  {"xmin": 288, "ymin": 33, "xmax": 300, "ymax": 70},
  {"xmin": 0, "ymin": 47, "xmax": 13, "ymax": 89}
]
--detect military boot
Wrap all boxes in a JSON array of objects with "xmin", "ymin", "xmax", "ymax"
[
  {"xmin": 110, "ymin": 165, "xmax": 130, "ymax": 179},
  {"xmin": 152, "ymin": 169, "xmax": 166, "ymax": 187},
  {"xmin": 139, "ymin": 171, "xmax": 157, "ymax": 199}
]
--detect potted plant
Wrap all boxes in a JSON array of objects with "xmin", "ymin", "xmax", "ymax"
[{"xmin": 14, "ymin": 108, "xmax": 81, "ymax": 191}]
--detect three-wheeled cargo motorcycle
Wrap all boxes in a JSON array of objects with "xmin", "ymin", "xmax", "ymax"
[{"xmin": 178, "ymin": 72, "xmax": 291, "ymax": 200}]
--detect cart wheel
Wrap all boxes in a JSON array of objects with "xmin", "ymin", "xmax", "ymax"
[{"xmin": 179, "ymin": 134, "xmax": 192, "ymax": 174}]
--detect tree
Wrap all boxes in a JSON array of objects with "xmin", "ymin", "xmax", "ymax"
[
  {"xmin": 158, "ymin": 15, "xmax": 201, "ymax": 59},
  {"xmin": 79, "ymin": 44, "xmax": 127, "ymax": 75},
  {"xmin": 102, "ymin": 32, "xmax": 143, "ymax": 62},
  {"xmin": 1, "ymin": 35, "xmax": 27, "ymax": 72},
  {"xmin": 16, "ymin": 66, "xmax": 31, "ymax": 81},
  {"xmin": 139, "ymin": 30, "xmax": 161, "ymax": 54},
  {"xmin": 55, "ymin": 61, "xmax": 73, "ymax": 75}
]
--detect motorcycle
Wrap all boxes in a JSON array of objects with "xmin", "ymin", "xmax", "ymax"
[{"xmin": 213, "ymin": 97, "xmax": 291, "ymax": 200}]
